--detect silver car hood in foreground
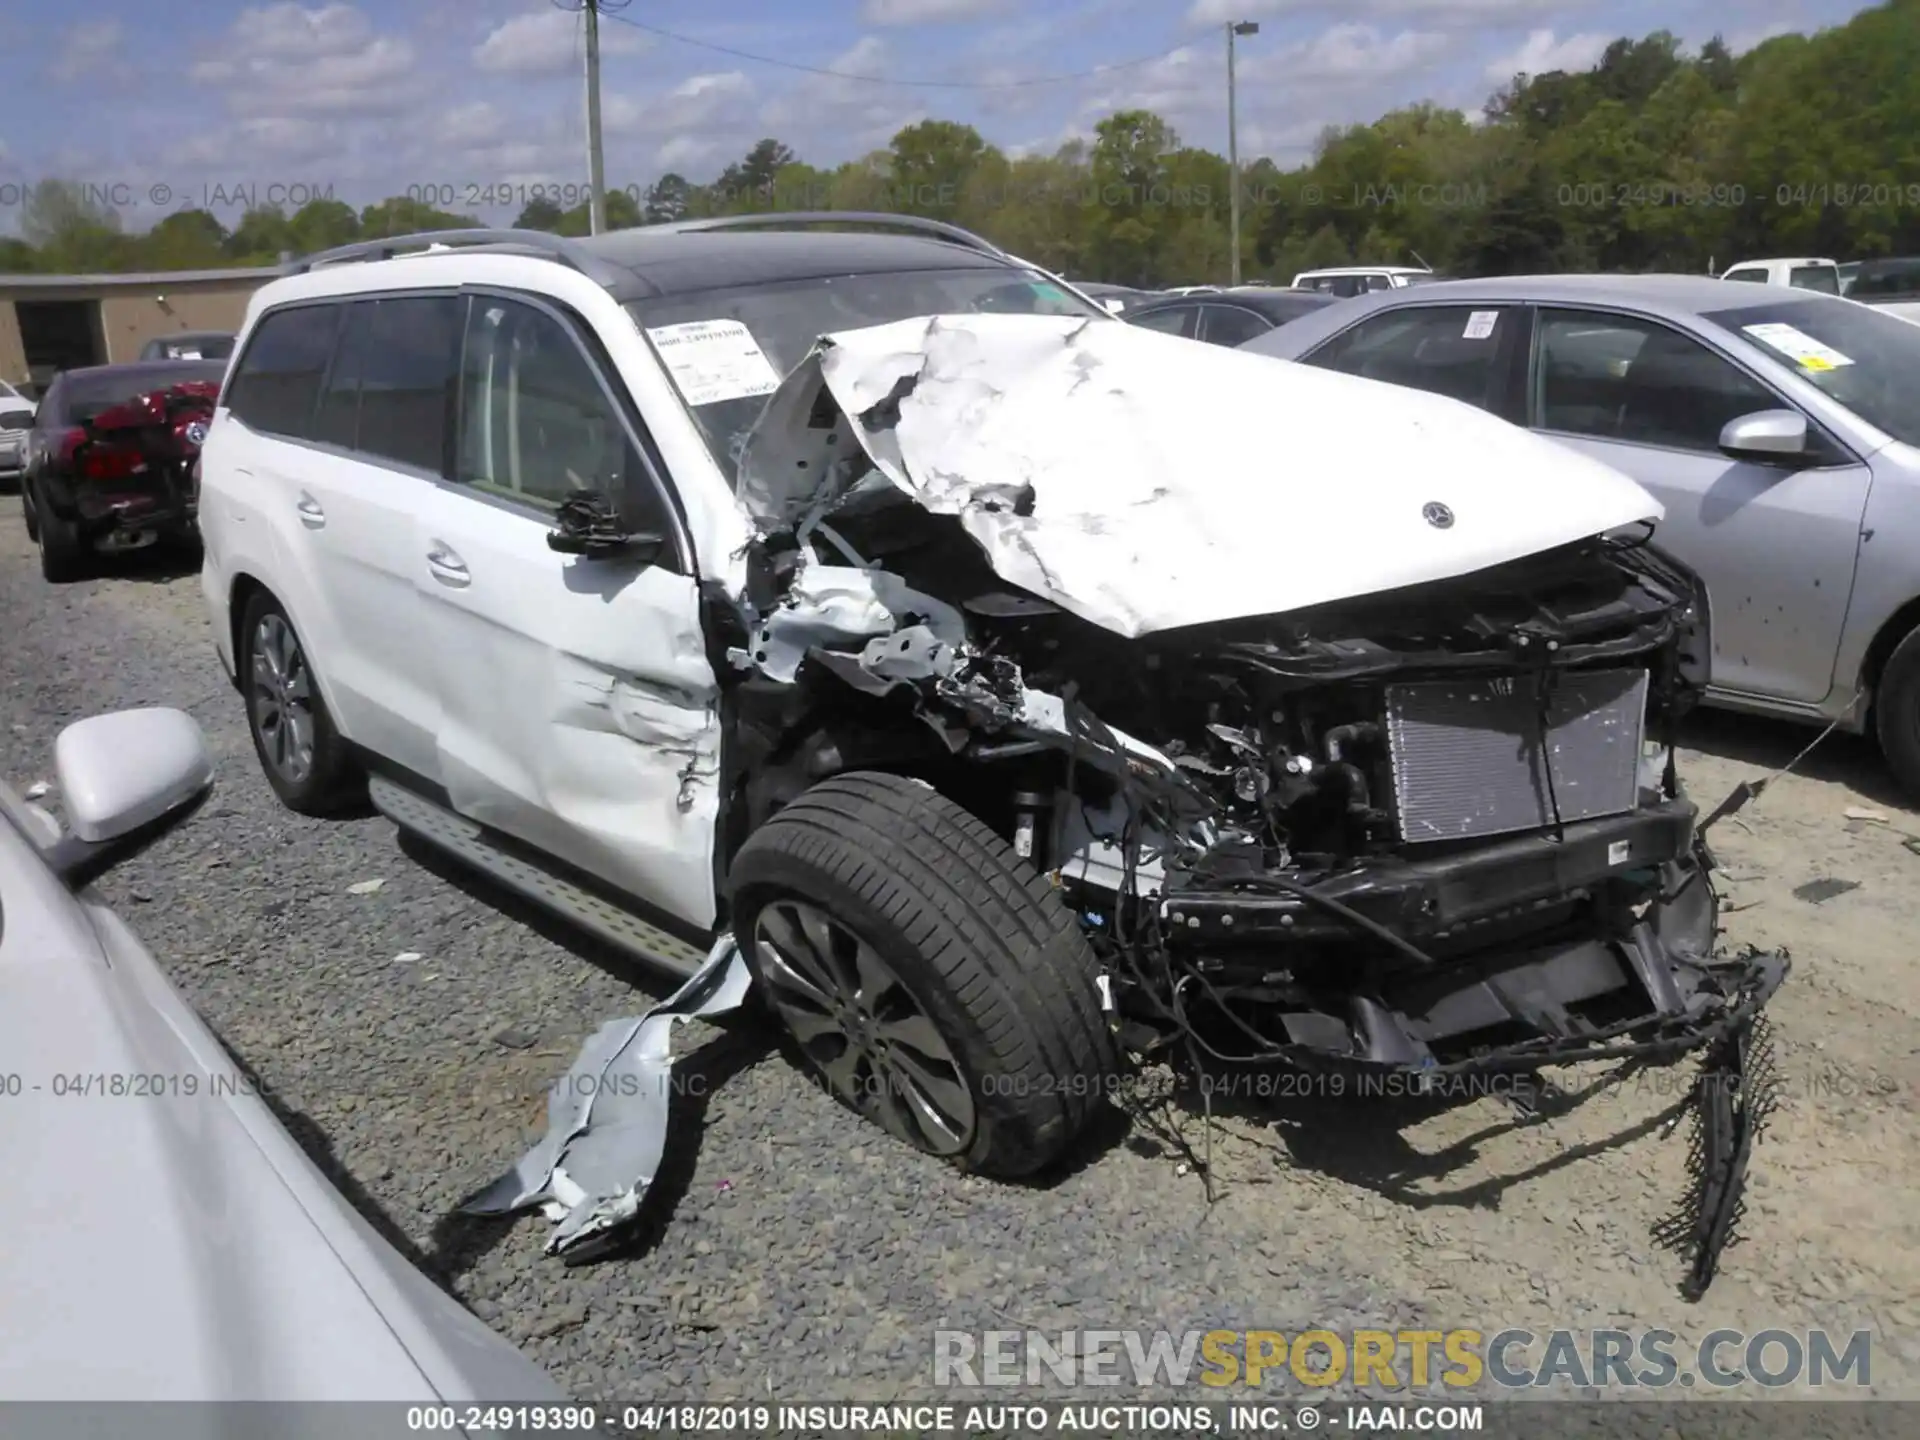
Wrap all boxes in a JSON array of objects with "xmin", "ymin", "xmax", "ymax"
[
  {"xmin": 0, "ymin": 782, "xmax": 566, "ymax": 1402},
  {"xmin": 737, "ymin": 312, "xmax": 1665, "ymax": 638}
]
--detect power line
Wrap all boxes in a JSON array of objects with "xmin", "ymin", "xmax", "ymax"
[{"xmin": 596, "ymin": 10, "xmax": 1193, "ymax": 89}]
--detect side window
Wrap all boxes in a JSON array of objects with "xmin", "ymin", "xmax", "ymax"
[
  {"xmin": 225, "ymin": 304, "xmax": 339, "ymax": 440},
  {"xmin": 356, "ymin": 296, "xmax": 461, "ymax": 472},
  {"xmin": 1724, "ymin": 268, "xmax": 1768, "ymax": 283},
  {"xmin": 1534, "ymin": 309, "xmax": 1781, "ymax": 453},
  {"xmin": 1306, "ymin": 305, "xmax": 1513, "ymax": 414},
  {"xmin": 1198, "ymin": 305, "xmax": 1271, "ymax": 347},
  {"xmin": 454, "ymin": 297, "xmax": 652, "ymax": 515},
  {"xmin": 1789, "ymin": 265, "xmax": 1840, "ymax": 294},
  {"xmin": 1363, "ymin": 274, "xmax": 1392, "ymax": 292},
  {"xmin": 1129, "ymin": 305, "xmax": 1198, "ymax": 338},
  {"xmin": 312, "ymin": 302, "xmax": 372, "ymax": 450}
]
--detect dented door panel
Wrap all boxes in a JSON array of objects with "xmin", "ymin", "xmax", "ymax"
[{"xmin": 410, "ymin": 487, "xmax": 723, "ymax": 929}]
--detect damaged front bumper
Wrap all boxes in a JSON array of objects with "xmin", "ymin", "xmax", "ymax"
[{"xmin": 1150, "ymin": 798, "xmax": 1789, "ymax": 1077}]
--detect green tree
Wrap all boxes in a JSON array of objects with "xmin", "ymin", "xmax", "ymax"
[
  {"xmin": 888, "ymin": 120, "xmax": 993, "ymax": 216},
  {"xmin": 19, "ymin": 180, "xmax": 128, "ymax": 271},
  {"xmin": 514, "ymin": 197, "xmax": 565, "ymax": 231},
  {"xmin": 643, "ymin": 174, "xmax": 691, "ymax": 223},
  {"xmin": 224, "ymin": 205, "xmax": 295, "ymax": 261},
  {"xmin": 288, "ymin": 198, "xmax": 362, "ymax": 253},
  {"xmin": 141, "ymin": 209, "xmax": 229, "ymax": 269},
  {"xmin": 358, "ymin": 196, "xmax": 480, "ymax": 239}
]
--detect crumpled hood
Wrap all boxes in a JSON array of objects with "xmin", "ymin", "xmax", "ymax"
[{"xmin": 737, "ymin": 313, "xmax": 1665, "ymax": 638}]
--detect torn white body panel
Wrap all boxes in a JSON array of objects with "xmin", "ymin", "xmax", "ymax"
[
  {"xmin": 737, "ymin": 561, "xmax": 969, "ymax": 684},
  {"xmin": 463, "ymin": 937, "xmax": 754, "ymax": 1255},
  {"xmin": 738, "ymin": 313, "xmax": 1666, "ymax": 638}
]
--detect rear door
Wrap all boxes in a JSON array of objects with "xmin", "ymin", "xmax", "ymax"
[
  {"xmin": 1526, "ymin": 307, "xmax": 1870, "ymax": 704},
  {"xmin": 408, "ymin": 289, "xmax": 722, "ymax": 928},
  {"xmin": 286, "ymin": 292, "xmax": 461, "ymax": 780}
]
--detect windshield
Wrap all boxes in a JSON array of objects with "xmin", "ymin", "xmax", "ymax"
[
  {"xmin": 627, "ymin": 265, "xmax": 1107, "ymax": 484},
  {"xmin": 1704, "ymin": 298, "xmax": 1920, "ymax": 447}
]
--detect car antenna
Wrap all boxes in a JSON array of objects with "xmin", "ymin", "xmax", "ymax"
[
  {"xmin": 1409, "ymin": 248, "xmax": 1431, "ymax": 271},
  {"xmin": 1696, "ymin": 688, "xmax": 1864, "ymax": 837}
]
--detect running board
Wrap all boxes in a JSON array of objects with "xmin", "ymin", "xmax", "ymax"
[{"xmin": 367, "ymin": 775, "xmax": 710, "ymax": 979}]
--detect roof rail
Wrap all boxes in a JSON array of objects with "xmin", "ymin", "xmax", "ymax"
[
  {"xmin": 284, "ymin": 228, "xmax": 625, "ymax": 284},
  {"xmin": 648, "ymin": 211, "xmax": 1010, "ymax": 260}
]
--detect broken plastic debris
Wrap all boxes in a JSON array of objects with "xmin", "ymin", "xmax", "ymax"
[
  {"xmin": 348, "ymin": 879, "xmax": 386, "ymax": 895},
  {"xmin": 717, "ymin": 1179, "xmax": 734, "ymax": 1193},
  {"xmin": 392, "ymin": 951, "xmax": 424, "ymax": 964},
  {"xmin": 23, "ymin": 781, "xmax": 49, "ymax": 800},
  {"xmin": 461, "ymin": 936, "xmax": 753, "ymax": 1257},
  {"xmin": 1843, "ymin": 806, "xmax": 1888, "ymax": 823}
]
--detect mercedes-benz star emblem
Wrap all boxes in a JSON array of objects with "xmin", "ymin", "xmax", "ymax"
[
  {"xmin": 1423, "ymin": 501, "xmax": 1454, "ymax": 529},
  {"xmin": 185, "ymin": 421, "xmax": 208, "ymax": 446}
]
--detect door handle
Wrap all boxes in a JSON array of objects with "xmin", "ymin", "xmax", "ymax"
[
  {"xmin": 426, "ymin": 541, "xmax": 470, "ymax": 587},
  {"xmin": 295, "ymin": 492, "xmax": 325, "ymax": 528}
]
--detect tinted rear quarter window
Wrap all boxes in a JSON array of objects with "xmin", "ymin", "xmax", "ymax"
[
  {"xmin": 1790, "ymin": 266, "xmax": 1840, "ymax": 293},
  {"xmin": 312, "ymin": 296, "xmax": 460, "ymax": 471},
  {"xmin": 226, "ymin": 305, "xmax": 340, "ymax": 440}
]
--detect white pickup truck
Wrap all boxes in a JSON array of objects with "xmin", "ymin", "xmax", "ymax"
[{"xmin": 1721, "ymin": 256, "xmax": 1843, "ymax": 291}]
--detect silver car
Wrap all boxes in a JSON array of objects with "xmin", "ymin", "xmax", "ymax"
[
  {"xmin": 0, "ymin": 707, "xmax": 567, "ymax": 1404},
  {"xmin": 1245, "ymin": 275, "xmax": 1920, "ymax": 798}
]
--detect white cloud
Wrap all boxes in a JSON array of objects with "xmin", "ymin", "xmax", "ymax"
[
  {"xmin": 758, "ymin": 38, "xmax": 926, "ymax": 155},
  {"xmin": 51, "ymin": 20, "xmax": 126, "ymax": 82},
  {"xmin": 1189, "ymin": 0, "xmax": 1575, "ymax": 24},
  {"xmin": 861, "ymin": 0, "xmax": 1013, "ymax": 23},
  {"xmin": 193, "ymin": 5, "xmax": 417, "ymax": 117},
  {"xmin": 1483, "ymin": 28, "xmax": 1609, "ymax": 81},
  {"xmin": 473, "ymin": 9, "xmax": 647, "ymax": 78}
]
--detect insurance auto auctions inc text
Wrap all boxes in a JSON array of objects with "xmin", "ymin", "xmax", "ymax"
[{"xmin": 934, "ymin": 1327, "xmax": 1873, "ymax": 1391}]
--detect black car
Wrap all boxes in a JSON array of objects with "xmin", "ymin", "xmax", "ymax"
[
  {"xmin": 1123, "ymin": 286, "xmax": 1338, "ymax": 346},
  {"xmin": 139, "ymin": 330, "xmax": 236, "ymax": 361},
  {"xmin": 19, "ymin": 360, "xmax": 226, "ymax": 581}
]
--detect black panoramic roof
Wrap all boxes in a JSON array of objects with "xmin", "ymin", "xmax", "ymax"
[
  {"xmin": 577, "ymin": 228, "xmax": 1013, "ymax": 300},
  {"xmin": 283, "ymin": 214, "xmax": 1030, "ymax": 303}
]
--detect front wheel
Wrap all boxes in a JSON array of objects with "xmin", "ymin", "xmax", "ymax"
[
  {"xmin": 727, "ymin": 771, "xmax": 1118, "ymax": 1179},
  {"xmin": 239, "ymin": 590, "xmax": 362, "ymax": 814}
]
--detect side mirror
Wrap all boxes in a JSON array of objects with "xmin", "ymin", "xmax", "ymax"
[
  {"xmin": 546, "ymin": 490, "xmax": 664, "ymax": 561},
  {"xmin": 1719, "ymin": 409, "xmax": 1809, "ymax": 463},
  {"xmin": 45, "ymin": 708, "xmax": 214, "ymax": 887}
]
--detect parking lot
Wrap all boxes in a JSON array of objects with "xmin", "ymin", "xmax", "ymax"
[{"xmin": 4, "ymin": 508, "xmax": 1917, "ymax": 1403}]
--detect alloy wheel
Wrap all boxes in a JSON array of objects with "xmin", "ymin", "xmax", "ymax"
[
  {"xmin": 250, "ymin": 612, "xmax": 315, "ymax": 784},
  {"xmin": 752, "ymin": 897, "xmax": 978, "ymax": 1155}
]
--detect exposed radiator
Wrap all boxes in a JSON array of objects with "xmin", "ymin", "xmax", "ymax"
[{"xmin": 1385, "ymin": 667, "xmax": 1649, "ymax": 844}]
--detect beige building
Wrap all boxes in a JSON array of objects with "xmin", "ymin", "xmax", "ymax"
[{"xmin": 0, "ymin": 267, "xmax": 280, "ymax": 394}]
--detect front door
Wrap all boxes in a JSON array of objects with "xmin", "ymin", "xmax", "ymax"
[
  {"xmin": 1526, "ymin": 308, "xmax": 1870, "ymax": 706},
  {"xmin": 410, "ymin": 290, "xmax": 724, "ymax": 930}
]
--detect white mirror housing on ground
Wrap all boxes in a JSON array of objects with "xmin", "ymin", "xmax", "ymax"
[{"xmin": 54, "ymin": 708, "xmax": 214, "ymax": 843}]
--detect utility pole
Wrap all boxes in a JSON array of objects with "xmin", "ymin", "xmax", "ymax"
[
  {"xmin": 584, "ymin": 0, "xmax": 607, "ymax": 234},
  {"xmin": 1226, "ymin": 21, "xmax": 1259, "ymax": 286}
]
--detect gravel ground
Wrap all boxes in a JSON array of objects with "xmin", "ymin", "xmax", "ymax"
[{"xmin": 3, "ymin": 508, "xmax": 1914, "ymax": 1405}]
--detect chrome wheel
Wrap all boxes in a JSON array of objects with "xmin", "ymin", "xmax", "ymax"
[
  {"xmin": 250, "ymin": 612, "xmax": 315, "ymax": 784},
  {"xmin": 753, "ymin": 898, "xmax": 978, "ymax": 1155}
]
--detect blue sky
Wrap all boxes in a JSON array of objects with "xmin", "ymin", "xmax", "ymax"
[{"xmin": 0, "ymin": 0, "xmax": 1873, "ymax": 233}]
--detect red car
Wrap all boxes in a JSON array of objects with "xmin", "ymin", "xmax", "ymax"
[{"xmin": 19, "ymin": 360, "xmax": 224, "ymax": 582}]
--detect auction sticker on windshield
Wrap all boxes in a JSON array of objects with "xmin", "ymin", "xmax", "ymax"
[
  {"xmin": 646, "ymin": 319, "xmax": 782, "ymax": 406},
  {"xmin": 1743, "ymin": 322, "xmax": 1855, "ymax": 371},
  {"xmin": 1463, "ymin": 310, "xmax": 1498, "ymax": 339}
]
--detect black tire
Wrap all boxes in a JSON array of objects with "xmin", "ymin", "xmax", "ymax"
[
  {"xmin": 1875, "ymin": 624, "xmax": 1920, "ymax": 802},
  {"xmin": 20, "ymin": 479, "xmax": 38, "ymax": 542},
  {"xmin": 34, "ymin": 483, "xmax": 88, "ymax": 583},
  {"xmin": 728, "ymin": 770, "xmax": 1118, "ymax": 1179},
  {"xmin": 239, "ymin": 588, "xmax": 362, "ymax": 814}
]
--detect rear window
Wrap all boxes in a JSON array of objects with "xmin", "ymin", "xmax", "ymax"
[
  {"xmin": 1790, "ymin": 265, "xmax": 1841, "ymax": 293},
  {"xmin": 1725, "ymin": 269, "xmax": 1768, "ymax": 283},
  {"xmin": 1851, "ymin": 259, "xmax": 1920, "ymax": 297},
  {"xmin": 150, "ymin": 335, "xmax": 235, "ymax": 361},
  {"xmin": 225, "ymin": 305, "xmax": 341, "ymax": 440}
]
